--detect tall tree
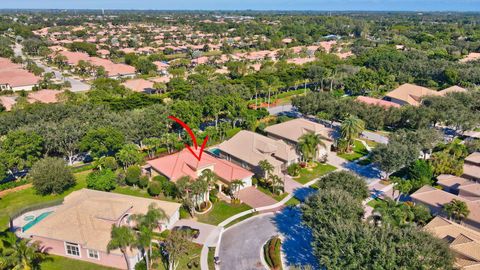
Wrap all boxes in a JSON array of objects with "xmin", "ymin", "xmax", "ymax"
[{"xmin": 340, "ymin": 115, "xmax": 365, "ymax": 152}]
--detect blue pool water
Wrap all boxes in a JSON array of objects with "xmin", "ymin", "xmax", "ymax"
[
  {"xmin": 22, "ymin": 211, "xmax": 53, "ymax": 232},
  {"xmin": 209, "ymin": 148, "xmax": 220, "ymax": 156}
]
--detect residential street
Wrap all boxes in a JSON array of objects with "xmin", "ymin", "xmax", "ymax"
[{"xmin": 14, "ymin": 43, "xmax": 90, "ymax": 92}]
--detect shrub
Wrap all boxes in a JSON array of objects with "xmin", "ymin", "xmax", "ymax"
[
  {"xmin": 162, "ymin": 180, "xmax": 177, "ymax": 197},
  {"xmin": 30, "ymin": 157, "xmax": 75, "ymax": 195},
  {"xmin": 153, "ymin": 175, "xmax": 168, "ymax": 183},
  {"xmin": 125, "ymin": 165, "xmax": 141, "ymax": 186},
  {"xmin": 287, "ymin": 163, "xmax": 301, "ymax": 176},
  {"xmin": 138, "ymin": 175, "xmax": 149, "ymax": 189},
  {"xmin": 86, "ymin": 169, "xmax": 117, "ymax": 191},
  {"xmin": 148, "ymin": 181, "xmax": 162, "ymax": 196},
  {"xmin": 264, "ymin": 237, "xmax": 282, "ymax": 270}
]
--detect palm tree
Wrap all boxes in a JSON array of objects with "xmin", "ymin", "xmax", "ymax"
[
  {"xmin": 269, "ymin": 174, "xmax": 284, "ymax": 195},
  {"xmin": 230, "ymin": 179, "xmax": 245, "ymax": 200},
  {"xmin": 2, "ymin": 232, "xmax": 46, "ymax": 270},
  {"xmin": 444, "ymin": 199, "xmax": 470, "ymax": 223},
  {"xmin": 198, "ymin": 169, "xmax": 218, "ymax": 202},
  {"xmin": 189, "ymin": 179, "xmax": 209, "ymax": 210},
  {"xmin": 298, "ymin": 132, "xmax": 326, "ymax": 162},
  {"xmin": 132, "ymin": 203, "xmax": 168, "ymax": 268},
  {"xmin": 136, "ymin": 226, "xmax": 153, "ymax": 270},
  {"xmin": 392, "ymin": 178, "xmax": 413, "ymax": 202},
  {"xmin": 259, "ymin": 159, "xmax": 275, "ymax": 179},
  {"xmin": 340, "ymin": 115, "xmax": 365, "ymax": 152},
  {"xmin": 372, "ymin": 198, "xmax": 412, "ymax": 228},
  {"xmin": 107, "ymin": 225, "xmax": 136, "ymax": 270}
]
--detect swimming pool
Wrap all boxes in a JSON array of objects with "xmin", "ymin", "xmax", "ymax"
[
  {"xmin": 209, "ymin": 148, "xmax": 220, "ymax": 156},
  {"xmin": 22, "ymin": 211, "xmax": 53, "ymax": 232}
]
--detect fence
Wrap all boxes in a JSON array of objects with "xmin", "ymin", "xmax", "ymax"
[{"xmin": 9, "ymin": 198, "xmax": 64, "ymax": 230}]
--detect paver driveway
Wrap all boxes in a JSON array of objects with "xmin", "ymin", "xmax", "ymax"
[{"xmin": 238, "ymin": 187, "xmax": 277, "ymax": 208}]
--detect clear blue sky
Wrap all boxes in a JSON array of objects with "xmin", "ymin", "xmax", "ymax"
[{"xmin": 1, "ymin": 0, "xmax": 480, "ymax": 11}]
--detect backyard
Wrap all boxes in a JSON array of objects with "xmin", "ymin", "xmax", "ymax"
[
  {"xmin": 196, "ymin": 200, "xmax": 251, "ymax": 225},
  {"xmin": 293, "ymin": 163, "xmax": 337, "ymax": 185},
  {"xmin": 40, "ymin": 254, "xmax": 117, "ymax": 270},
  {"xmin": 0, "ymin": 171, "xmax": 90, "ymax": 231}
]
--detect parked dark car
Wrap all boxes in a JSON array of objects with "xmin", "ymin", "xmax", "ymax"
[{"xmin": 172, "ymin": 226, "xmax": 200, "ymax": 239}]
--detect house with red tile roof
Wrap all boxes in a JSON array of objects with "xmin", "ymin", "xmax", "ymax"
[
  {"xmin": 146, "ymin": 148, "xmax": 254, "ymax": 193},
  {"xmin": 0, "ymin": 58, "xmax": 41, "ymax": 91},
  {"xmin": 27, "ymin": 89, "xmax": 64, "ymax": 104},
  {"xmin": 0, "ymin": 96, "xmax": 17, "ymax": 111},
  {"xmin": 122, "ymin": 79, "xmax": 155, "ymax": 93}
]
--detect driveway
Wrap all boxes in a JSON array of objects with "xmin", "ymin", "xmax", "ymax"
[
  {"xmin": 218, "ymin": 213, "xmax": 278, "ymax": 270},
  {"xmin": 172, "ymin": 219, "xmax": 218, "ymax": 245},
  {"xmin": 238, "ymin": 187, "xmax": 277, "ymax": 208}
]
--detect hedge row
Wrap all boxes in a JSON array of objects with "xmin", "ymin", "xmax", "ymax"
[{"xmin": 0, "ymin": 179, "xmax": 29, "ymax": 192}]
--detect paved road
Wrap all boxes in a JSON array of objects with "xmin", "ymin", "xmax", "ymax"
[
  {"xmin": 218, "ymin": 214, "xmax": 278, "ymax": 270},
  {"xmin": 14, "ymin": 43, "xmax": 90, "ymax": 92}
]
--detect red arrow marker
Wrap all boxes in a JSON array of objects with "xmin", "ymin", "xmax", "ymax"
[{"xmin": 168, "ymin": 115, "xmax": 209, "ymax": 161}]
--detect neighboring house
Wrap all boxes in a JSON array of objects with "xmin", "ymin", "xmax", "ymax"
[
  {"xmin": 440, "ymin": 85, "xmax": 468, "ymax": 95},
  {"xmin": 411, "ymin": 184, "xmax": 480, "ymax": 232},
  {"xmin": 424, "ymin": 216, "xmax": 480, "ymax": 269},
  {"xmin": 263, "ymin": 118, "xmax": 335, "ymax": 160},
  {"xmin": 122, "ymin": 79, "xmax": 156, "ymax": 93},
  {"xmin": 383, "ymin": 83, "xmax": 441, "ymax": 106},
  {"xmin": 217, "ymin": 130, "xmax": 298, "ymax": 176},
  {"xmin": 355, "ymin": 96, "xmax": 401, "ymax": 109},
  {"xmin": 0, "ymin": 96, "xmax": 17, "ymax": 111},
  {"xmin": 22, "ymin": 189, "xmax": 181, "ymax": 270},
  {"xmin": 463, "ymin": 152, "xmax": 480, "ymax": 182},
  {"xmin": 146, "ymin": 148, "xmax": 254, "ymax": 194},
  {"xmin": 460, "ymin": 52, "xmax": 480, "ymax": 63},
  {"xmin": 0, "ymin": 58, "xmax": 41, "ymax": 91},
  {"xmin": 27, "ymin": 89, "xmax": 64, "ymax": 104}
]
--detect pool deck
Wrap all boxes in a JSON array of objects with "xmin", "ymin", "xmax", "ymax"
[{"xmin": 12, "ymin": 206, "xmax": 59, "ymax": 237}]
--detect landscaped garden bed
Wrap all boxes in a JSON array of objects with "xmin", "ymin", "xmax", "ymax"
[{"xmin": 263, "ymin": 236, "xmax": 283, "ymax": 270}]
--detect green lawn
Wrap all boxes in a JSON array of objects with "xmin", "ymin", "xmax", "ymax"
[
  {"xmin": 338, "ymin": 140, "xmax": 369, "ymax": 161},
  {"xmin": 40, "ymin": 254, "xmax": 117, "ymax": 270},
  {"xmin": 224, "ymin": 212, "xmax": 258, "ymax": 228},
  {"xmin": 208, "ymin": 247, "xmax": 216, "ymax": 270},
  {"xmin": 293, "ymin": 163, "xmax": 337, "ymax": 185},
  {"xmin": 196, "ymin": 201, "xmax": 251, "ymax": 225},
  {"xmin": 285, "ymin": 196, "xmax": 301, "ymax": 206},
  {"xmin": 0, "ymin": 171, "xmax": 90, "ymax": 231}
]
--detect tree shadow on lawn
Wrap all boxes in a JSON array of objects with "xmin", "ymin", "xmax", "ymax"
[
  {"xmin": 292, "ymin": 187, "xmax": 317, "ymax": 202},
  {"xmin": 271, "ymin": 207, "xmax": 320, "ymax": 269},
  {"xmin": 342, "ymin": 161, "xmax": 382, "ymax": 180}
]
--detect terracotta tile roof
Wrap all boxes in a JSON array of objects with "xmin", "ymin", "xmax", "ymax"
[
  {"xmin": 122, "ymin": 79, "xmax": 154, "ymax": 93},
  {"xmin": 355, "ymin": 96, "xmax": 401, "ymax": 109},
  {"xmin": 385, "ymin": 83, "xmax": 440, "ymax": 106},
  {"xmin": 424, "ymin": 217, "xmax": 480, "ymax": 268},
  {"xmin": 218, "ymin": 130, "xmax": 298, "ymax": 168},
  {"xmin": 27, "ymin": 89, "xmax": 63, "ymax": 104},
  {"xmin": 264, "ymin": 118, "xmax": 334, "ymax": 143},
  {"xmin": 440, "ymin": 85, "xmax": 467, "ymax": 95},
  {"xmin": 27, "ymin": 189, "xmax": 181, "ymax": 254},
  {"xmin": 0, "ymin": 96, "xmax": 16, "ymax": 111},
  {"xmin": 0, "ymin": 58, "xmax": 41, "ymax": 88},
  {"xmin": 460, "ymin": 52, "xmax": 480, "ymax": 63},
  {"xmin": 465, "ymin": 152, "xmax": 480, "ymax": 164},
  {"xmin": 147, "ymin": 148, "xmax": 253, "ymax": 183}
]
